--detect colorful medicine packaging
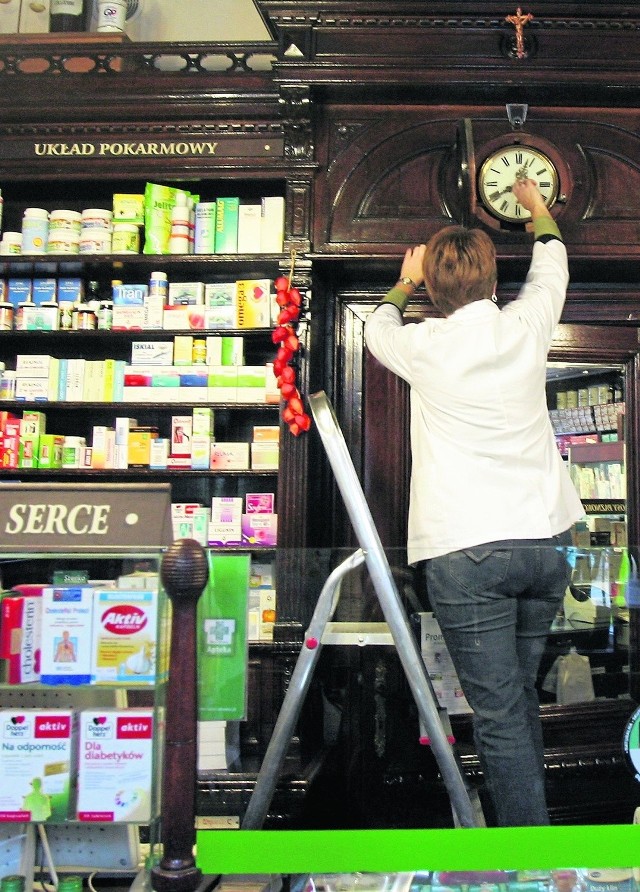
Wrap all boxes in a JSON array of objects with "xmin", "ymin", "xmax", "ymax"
[{"xmin": 0, "ymin": 708, "xmax": 77, "ymax": 822}]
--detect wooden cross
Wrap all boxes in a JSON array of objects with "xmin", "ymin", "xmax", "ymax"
[{"xmin": 505, "ymin": 7, "xmax": 534, "ymax": 59}]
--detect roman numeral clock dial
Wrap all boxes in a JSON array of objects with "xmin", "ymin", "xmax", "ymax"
[{"xmin": 478, "ymin": 144, "xmax": 559, "ymax": 223}]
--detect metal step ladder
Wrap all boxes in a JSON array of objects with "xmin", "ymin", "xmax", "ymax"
[{"xmin": 241, "ymin": 391, "xmax": 484, "ymax": 830}]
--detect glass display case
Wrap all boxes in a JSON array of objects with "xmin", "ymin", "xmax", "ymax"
[{"xmin": 0, "ymin": 481, "xmax": 172, "ymax": 882}]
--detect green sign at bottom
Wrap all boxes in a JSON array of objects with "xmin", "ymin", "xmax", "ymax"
[{"xmin": 196, "ymin": 826, "xmax": 640, "ymax": 875}]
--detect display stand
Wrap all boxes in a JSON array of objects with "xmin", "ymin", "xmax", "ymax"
[
  {"xmin": 242, "ymin": 392, "xmax": 483, "ymax": 831},
  {"xmin": 0, "ymin": 483, "xmax": 175, "ymax": 884}
]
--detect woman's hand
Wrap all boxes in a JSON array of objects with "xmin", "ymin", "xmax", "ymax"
[
  {"xmin": 399, "ymin": 244, "xmax": 427, "ymax": 287},
  {"xmin": 512, "ymin": 178, "xmax": 551, "ymax": 220}
]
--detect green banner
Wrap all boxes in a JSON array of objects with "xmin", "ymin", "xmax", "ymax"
[
  {"xmin": 196, "ymin": 827, "xmax": 640, "ymax": 874},
  {"xmin": 197, "ymin": 552, "xmax": 250, "ymax": 721}
]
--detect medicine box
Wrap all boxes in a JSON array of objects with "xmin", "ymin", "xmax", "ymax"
[
  {"xmin": 192, "ymin": 406, "xmax": 214, "ymax": 437},
  {"xmin": 23, "ymin": 305, "xmax": 59, "ymax": 331},
  {"xmin": 208, "ymin": 367, "xmax": 237, "ymax": 402},
  {"xmin": 252, "ymin": 426, "xmax": 280, "ymax": 442},
  {"xmin": 76, "ymin": 709, "xmax": 155, "ymax": 822},
  {"xmin": 113, "ymin": 193, "xmax": 145, "ymax": 225},
  {"xmin": 7, "ymin": 279, "xmax": 32, "ymax": 307},
  {"xmin": 208, "ymin": 497, "xmax": 243, "ymax": 546},
  {"xmin": 236, "ymin": 366, "xmax": 267, "ymax": 403},
  {"xmin": 0, "ymin": 709, "xmax": 77, "ymax": 823},
  {"xmin": 204, "ymin": 282, "xmax": 236, "ymax": 328},
  {"xmin": 15, "ymin": 354, "xmax": 58, "ymax": 378},
  {"xmin": 38, "ymin": 434, "xmax": 64, "ymax": 469},
  {"xmin": 131, "ymin": 341, "xmax": 174, "ymax": 365},
  {"xmin": 15, "ymin": 376, "xmax": 58, "ymax": 402},
  {"xmin": 168, "ymin": 281, "xmax": 205, "ymax": 306},
  {"xmin": 21, "ymin": 410, "xmax": 46, "ymax": 437},
  {"xmin": 0, "ymin": 593, "xmax": 42, "ymax": 684},
  {"xmin": 210, "ymin": 442, "xmax": 249, "ymax": 470},
  {"xmin": 162, "ymin": 305, "xmax": 207, "ymax": 330},
  {"xmin": 113, "ymin": 284, "xmax": 148, "ymax": 306},
  {"xmin": 149, "ymin": 437, "xmax": 169, "ymax": 469},
  {"xmin": 235, "ymin": 279, "xmax": 271, "ymax": 329},
  {"xmin": 39, "ymin": 586, "xmax": 93, "ymax": 685},
  {"xmin": 91, "ymin": 589, "xmax": 164, "ymax": 685},
  {"xmin": 249, "ymin": 561, "xmax": 275, "ymax": 590},
  {"xmin": 57, "ymin": 278, "xmax": 83, "ymax": 303},
  {"xmin": 112, "ymin": 305, "xmax": 146, "ymax": 330},
  {"xmin": 245, "ymin": 493, "xmax": 275, "ymax": 514},
  {"xmin": 251, "ymin": 441, "xmax": 279, "ymax": 470},
  {"xmin": 171, "ymin": 415, "xmax": 192, "ymax": 457},
  {"xmin": 190, "ymin": 436, "xmax": 211, "ymax": 470},
  {"xmin": 18, "ymin": 435, "xmax": 39, "ymax": 469},
  {"xmin": 32, "ymin": 279, "xmax": 57, "ymax": 305},
  {"xmin": 128, "ymin": 427, "xmax": 158, "ymax": 467},
  {"xmin": 241, "ymin": 513, "xmax": 278, "ymax": 547}
]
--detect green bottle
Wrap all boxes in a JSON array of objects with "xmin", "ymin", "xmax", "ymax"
[
  {"xmin": 0, "ymin": 876, "xmax": 26, "ymax": 892},
  {"xmin": 57, "ymin": 877, "xmax": 83, "ymax": 892}
]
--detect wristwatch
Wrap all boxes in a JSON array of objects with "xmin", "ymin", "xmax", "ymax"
[{"xmin": 397, "ymin": 276, "xmax": 416, "ymax": 288}]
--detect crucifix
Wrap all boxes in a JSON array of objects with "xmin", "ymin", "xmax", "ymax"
[{"xmin": 505, "ymin": 7, "xmax": 534, "ymax": 59}]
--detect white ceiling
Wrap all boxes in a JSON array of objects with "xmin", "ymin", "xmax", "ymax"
[{"xmin": 122, "ymin": 0, "xmax": 272, "ymax": 42}]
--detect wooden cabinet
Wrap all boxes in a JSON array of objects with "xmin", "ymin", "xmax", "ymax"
[{"xmin": 2, "ymin": 2, "xmax": 640, "ymax": 827}]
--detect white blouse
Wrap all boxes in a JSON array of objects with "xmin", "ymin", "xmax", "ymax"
[{"xmin": 364, "ymin": 238, "xmax": 585, "ymax": 564}]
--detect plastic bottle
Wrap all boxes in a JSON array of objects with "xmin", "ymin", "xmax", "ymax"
[
  {"xmin": 21, "ymin": 207, "xmax": 49, "ymax": 254},
  {"xmin": 149, "ymin": 271, "xmax": 168, "ymax": 296},
  {"xmin": 50, "ymin": 0, "xmax": 85, "ymax": 32}
]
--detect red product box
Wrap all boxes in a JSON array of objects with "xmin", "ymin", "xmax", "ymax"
[
  {"xmin": 0, "ymin": 593, "xmax": 42, "ymax": 683},
  {"xmin": 0, "ymin": 412, "xmax": 19, "ymax": 433},
  {"xmin": 0, "ymin": 431, "xmax": 19, "ymax": 468}
]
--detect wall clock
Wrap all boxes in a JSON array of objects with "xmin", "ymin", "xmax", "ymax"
[
  {"xmin": 454, "ymin": 120, "xmax": 573, "ymax": 230},
  {"xmin": 477, "ymin": 143, "xmax": 559, "ymax": 222}
]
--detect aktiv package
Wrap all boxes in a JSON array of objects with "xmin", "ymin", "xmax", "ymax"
[
  {"xmin": 91, "ymin": 589, "xmax": 166, "ymax": 685},
  {"xmin": 76, "ymin": 709, "xmax": 155, "ymax": 822},
  {"xmin": 0, "ymin": 709, "xmax": 76, "ymax": 822}
]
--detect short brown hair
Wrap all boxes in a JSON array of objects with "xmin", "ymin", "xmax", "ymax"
[{"xmin": 423, "ymin": 226, "xmax": 497, "ymax": 316}]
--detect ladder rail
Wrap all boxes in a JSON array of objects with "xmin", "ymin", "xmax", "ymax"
[
  {"xmin": 242, "ymin": 549, "xmax": 366, "ymax": 829},
  {"xmin": 308, "ymin": 391, "xmax": 478, "ymax": 828}
]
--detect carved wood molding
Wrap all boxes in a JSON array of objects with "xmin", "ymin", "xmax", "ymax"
[
  {"xmin": 0, "ymin": 120, "xmax": 285, "ymax": 139},
  {"xmin": 279, "ymin": 84, "xmax": 314, "ymax": 161},
  {"xmin": 0, "ymin": 40, "xmax": 278, "ymax": 77},
  {"xmin": 270, "ymin": 13, "xmax": 640, "ymax": 31}
]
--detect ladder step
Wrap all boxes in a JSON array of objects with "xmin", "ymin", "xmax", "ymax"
[{"xmin": 321, "ymin": 621, "xmax": 393, "ymax": 646}]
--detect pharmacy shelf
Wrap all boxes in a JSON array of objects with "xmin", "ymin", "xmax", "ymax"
[
  {"xmin": 0, "ymin": 327, "xmax": 274, "ymax": 340},
  {"xmin": 0, "ymin": 401, "xmax": 279, "ymax": 410},
  {"xmin": 0, "ymin": 468, "xmax": 278, "ymax": 477},
  {"xmin": 0, "ymin": 252, "xmax": 288, "ymax": 279}
]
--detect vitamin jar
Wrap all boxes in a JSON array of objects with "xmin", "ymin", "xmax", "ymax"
[{"xmin": 21, "ymin": 207, "xmax": 49, "ymax": 254}]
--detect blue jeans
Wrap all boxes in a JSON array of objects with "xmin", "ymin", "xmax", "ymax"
[{"xmin": 424, "ymin": 532, "xmax": 572, "ymax": 827}]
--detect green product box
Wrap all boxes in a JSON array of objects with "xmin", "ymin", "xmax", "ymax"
[
  {"xmin": 213, "ymin": 197, "xmax": 240, "ymax": 254},
  {"xmin": 220, "ymin": 336, "xmax": 244, "ymax": 366},
  {"xmin": 197, "ymin": 552, "xmax": 250, "ymax": 722},
  {"xmin": 38, "ymin": 434, "xmax": 64, "ymax": 469},
  {"xmin": 18, "ymin": 435, "xmax": 39, "ymax": 468},
  {"xmin": 20, "ymin": 410, "xmax": 46, "ymax": 438}
]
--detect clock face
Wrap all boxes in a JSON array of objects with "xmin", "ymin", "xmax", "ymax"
[{"xmin": 477, "ymin": 145, "xmax": 559, "ymax": 222}]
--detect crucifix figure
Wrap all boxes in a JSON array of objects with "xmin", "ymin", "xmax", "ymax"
[{"xmin": 505, "ymin": 7, "xmax": 534, "ymax": 59}]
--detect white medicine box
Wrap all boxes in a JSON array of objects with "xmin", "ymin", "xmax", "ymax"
[
  {"xmin": 40, "ymin": 586, "xmax": 93, "ymax": 685},
  {"xmin": 76, "ymin": 709, "xmax": 155, "ymax": 822}
]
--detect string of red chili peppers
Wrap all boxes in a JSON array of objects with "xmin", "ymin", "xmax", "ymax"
[{"xmin": 272, "ymin": 252, "xmax": 312, "ymax": 436}]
